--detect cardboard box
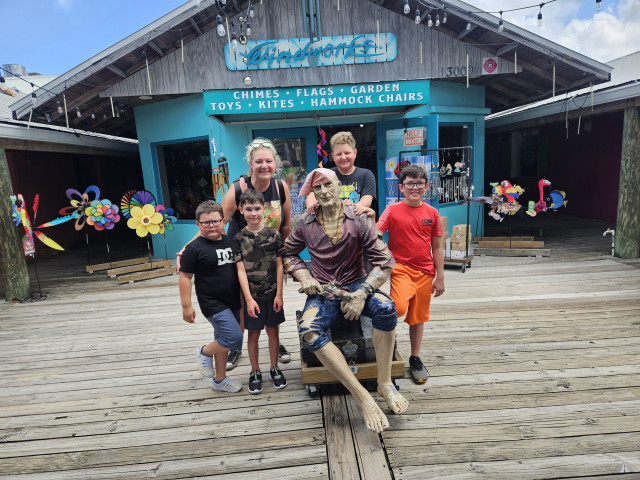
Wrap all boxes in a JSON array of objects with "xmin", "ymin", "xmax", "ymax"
[
  {"xmin": 440, "ymin": 215, "xmax": 448, "ymax": 234},
  {"xmin": 451, "ymin": 240, "xmax": 470, "ymax": 251},
  {"xmin": 452, "ymin": 224, "xmax": 471, "ymax": 235}
]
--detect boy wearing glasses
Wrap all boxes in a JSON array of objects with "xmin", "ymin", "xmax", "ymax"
[
  {"xmin": 376, "ymin": 165, "xmax": 445, "ymax": 384},
  {"xmin": 179, "ymin": 200, "xmax": 243, "ymax": 393},
  {"xmin": 233, "ymin": 189, "xmax": 287, "ymax": 394}
]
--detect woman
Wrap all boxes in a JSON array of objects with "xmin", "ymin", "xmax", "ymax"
[{"xmin": 180, "ymin": 138, "xmax": 292, "ymax": 370}]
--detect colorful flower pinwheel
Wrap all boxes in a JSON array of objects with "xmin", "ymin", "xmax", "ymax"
[
  {"xmin": 40, "ymin": 185, "xmax": 101, "ymax": 231},
  {"xmin": 155, "ymin": 204, "xmax": 177, "ymax": 234},
  {"xmin": 120, "ymin": 190, "xmax": 156, "ymax": 219},
  {"xmin": 85, "ymin": 199, "xmax": 120, "ymax": 230},
  {"xmin": 127, "ymin": 204, "xmax": 163, "ymax": 237}
]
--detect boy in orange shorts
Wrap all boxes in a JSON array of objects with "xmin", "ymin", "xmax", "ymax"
[{"xmin": 376, "ymin": 165, "xmax": 445, "ymax": 383}]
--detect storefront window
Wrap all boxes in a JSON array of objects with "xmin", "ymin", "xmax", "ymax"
[{"xmin": 155, "ymin": 138, "xmax": 213, "ymax": 220}]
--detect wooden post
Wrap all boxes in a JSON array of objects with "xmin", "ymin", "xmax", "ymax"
[
  {"xmin": 0, "ymin": 148, "xmax": 31, "ymax": 301},
  {"xmin": 615, "ymin": 107, "xmax": 640, "ymax": 259}
]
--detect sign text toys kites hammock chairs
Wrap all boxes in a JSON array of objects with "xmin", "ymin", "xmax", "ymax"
[
  {"xmin": 487, "ymin": 180, "xmax": 525, "ymax": 221},
  {"xmin": 121, "ymin": 190, "xmax": 176, "ymax": 259}
]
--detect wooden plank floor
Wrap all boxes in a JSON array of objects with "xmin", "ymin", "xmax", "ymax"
[{"xmin": 1, "ymin": 213, "xmax": 639, "ymax": 479}]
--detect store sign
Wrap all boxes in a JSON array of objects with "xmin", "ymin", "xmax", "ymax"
[
  {"xmin": 204, "ymin": 79, "xmax": 429, "ymax": 115},
  {"xmin": 482, "ymin": 57, "xmax": 499, "ymax": 75},
  {"xmin": 404, "ymin": 129, "xmax": 424, "ymax": 146},
  {"xmin": 224, "ymin": 33, "xmax": 397, "ymax": 71}
]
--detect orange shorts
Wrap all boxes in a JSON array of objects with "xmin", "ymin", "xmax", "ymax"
[{"xmin": 390, "ymin": 263, "xmax": 434, "ymax": 326}]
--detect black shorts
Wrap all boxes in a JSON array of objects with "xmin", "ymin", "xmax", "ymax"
[{"xmin": 244, "ymin": 296, "xmax": 286, "ymax": 331}]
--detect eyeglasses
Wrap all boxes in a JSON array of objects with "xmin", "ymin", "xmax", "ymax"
[
  {"xmin": 250, "ymin": 141, "xmax": 273, "ymax": 149},
  {"xmin": 198, "ymin": 219, "xmax": 223, "ymax": 227},
  {"xmin": 402, "ymin": 182, "xmax": 427, "ymax": 190}
]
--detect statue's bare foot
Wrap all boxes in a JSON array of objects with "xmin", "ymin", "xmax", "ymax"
[
  {"xmin": 358, "ymin": 394, "xmax": 390, "ymax": 433},
  {"xmin": 378, "ymin": 383, "xmax": 409, "ymax": 414}
]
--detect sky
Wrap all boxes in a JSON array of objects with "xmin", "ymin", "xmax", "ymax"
[{"xmin": 2, "ymin": 0, "xmax": 639, "ymax": 77}]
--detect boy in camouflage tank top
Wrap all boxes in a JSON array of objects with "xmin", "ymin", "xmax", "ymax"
[{"xmin": 233, "ymin": 189, "xmax": 287, "ymax": 394}]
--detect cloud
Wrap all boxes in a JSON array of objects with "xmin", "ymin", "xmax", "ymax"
[{"xmin": 466, "ymin": 0, "xmax": 640, "ymax": 62}]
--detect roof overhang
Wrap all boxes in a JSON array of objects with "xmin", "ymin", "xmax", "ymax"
[{"xmin": 9, "ymin": 0, "xmax": 612, "ymax": 139}]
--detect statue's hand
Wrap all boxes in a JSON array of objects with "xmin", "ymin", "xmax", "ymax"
[
  {"xmin": 300, "ymin": 276, "xmax": 323, "ymax": 296},
  {"xmin": 341, "ymin": 289, "xmax": 368, "ymax": 321}
]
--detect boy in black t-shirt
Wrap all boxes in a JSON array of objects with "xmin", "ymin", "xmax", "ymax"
[{"xmin": 179, "ymin": 200, "xmax": 243, "ymax": 393}]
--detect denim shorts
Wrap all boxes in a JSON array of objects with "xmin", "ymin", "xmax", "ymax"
[
  {"xmin": 206, "ymin": 308, "xmax": 243, "ymax": 350},
  {"xmin": 298, "ymin": 277, "xmax": 397, "ymax": 352}
]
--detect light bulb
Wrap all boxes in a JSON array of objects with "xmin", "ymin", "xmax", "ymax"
[
  {"xmin": 249, "ymin": 5, "xmax": 254, "ymax": 17},
  {"xmin": 231, "ymin": 31, "xmax": 238, "ymax": 49},
  {"xmin": 219, "ymin": 0, "xmax": 226, "ymax": 4},
  {"xmin": 246, "ymin": 23, "xmax": 251, "ymax": 36},
  {"xmin": 76, "ymin": 105, "xmax": 81, "ymax": 117},
  {"xmin": 443, "ymin": 8, "xmax": 447, "ymax": 23},
  {"xmin": 403, "ymin": 0, "xmax": 410, "ymax": 15},
  {"xmin": 537, "ymin": 11, "xmax": 542, "ymax": 27},
  {"xmin": 31, "ymin": 92, "xmax": 37, "ymax": 105},
  {"xmin": 596, "ymin": 0, "xmax": 602, "ymax": 11},
  {"xmin": 91, "ymin": 112, "xmax": 96, "ymax": 119},
  {"xmin": 466, "ymin": 19, "xmax": 471, "ymax": 30},
  {"xmin": 498, "ymin": 11, "xmax": 504, "ymax": 31},
  {"xmin": 427, "ymin": 13, "xmax": 432, "ymax": 27},
  {"xmin": 435, "ymin": 14, "xmax": 440, "ymax": 26},
  {"xmin": 57, "ymin": 101, "xmax": 63, "ymax": 114},
  {"xmin": 216, "ymin": 15, "xmax": 225, "ymax": 36}
]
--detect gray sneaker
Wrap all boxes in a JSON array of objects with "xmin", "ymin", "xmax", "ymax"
[
  {"xmin": 212, "ymin": 377, "xmax": 242, "ymax": 393},
  {"xmin": 226, "ymin": 349, "xmax": 242, "ymax": 370},
  {"xmin": 409, "ymin": 356, "xmax": 429, "ymax": 384},
  {"xmin": 195, "ymin": 346, "xmax": 214, "ymax": 378}
]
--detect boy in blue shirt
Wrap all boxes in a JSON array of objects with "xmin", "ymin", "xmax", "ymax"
[{"xmin": 179, "ymin": 200, "xmax": 243, "ymax": 393}]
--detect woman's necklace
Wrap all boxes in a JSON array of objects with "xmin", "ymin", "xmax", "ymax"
[{"xmin": 319, "ymin": 204, "xmax": 343, "ymax": 246}]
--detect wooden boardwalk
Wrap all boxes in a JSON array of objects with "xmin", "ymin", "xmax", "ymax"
[{"xmin": 1, "ymin": 214, "xmax": 639, "ymax": 479}]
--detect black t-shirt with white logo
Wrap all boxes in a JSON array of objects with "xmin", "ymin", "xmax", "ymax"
[{"xmin": 180, "ymin": 235, "xmax": 240, "ymax": 317}]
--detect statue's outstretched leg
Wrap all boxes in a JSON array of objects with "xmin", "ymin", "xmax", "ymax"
[
  {"xmin": 314, "ymin": 342, "xmax": 389, "ymax": 433},
  {"xmin": 373, "ymin": 328, "xmax": 409, "ymax": 414}
]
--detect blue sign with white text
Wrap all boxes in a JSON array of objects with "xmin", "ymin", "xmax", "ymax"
[
  {"xmin": 203, "ymin": 80, "xmax": 430, "ymax": 115},
  {"xmin": 224, "ymin": 33, "xmax": 397, "ymax": 71}
]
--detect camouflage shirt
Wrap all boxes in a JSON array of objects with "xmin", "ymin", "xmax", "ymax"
[{"xmin": 233, "ymin": 226, "xmax": 285, "ymax": 299}]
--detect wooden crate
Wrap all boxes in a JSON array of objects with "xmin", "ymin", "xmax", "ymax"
[{"xmin": 301, "ymin": 349, "xmax": 405, "ymax": 386}]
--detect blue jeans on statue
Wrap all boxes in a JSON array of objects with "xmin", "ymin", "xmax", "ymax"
[{"xmin": 298, "ymin": 277, "xmax": 397, "ymax": 352}]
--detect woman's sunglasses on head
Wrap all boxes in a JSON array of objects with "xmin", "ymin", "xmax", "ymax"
[{"xmin": 250, "ymin": 141, "xmax": 273, "ymax": 149}]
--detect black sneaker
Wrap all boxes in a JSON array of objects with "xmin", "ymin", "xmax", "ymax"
[
  {"xmin": 278, "ymin": 344, "xmax": 291, "ymax": 363},
  {"xmin": 409, "ymin": 356, "xmax": 430, "ymax": 384},
  {"xmin": 248, "ymin": 370, "xmax": 262, "ymax": 394},
  {"xmin": 270, "ymin": 366, "xmax": 288, "ymax": 389},
  {"xmin": 226, "ymin": 349, "xmax": 242, "ymax": 370}
]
